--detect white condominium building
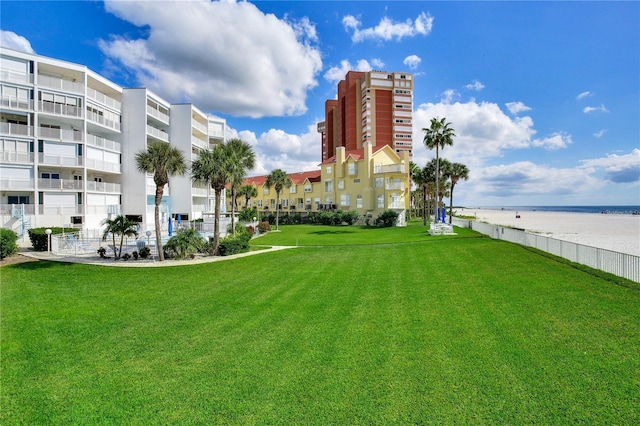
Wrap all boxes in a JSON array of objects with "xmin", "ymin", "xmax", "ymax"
[{"xmin": 0, "ymin": 47, "xmax": 226, "ymax": 237}]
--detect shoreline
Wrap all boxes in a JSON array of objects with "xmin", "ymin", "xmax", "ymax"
[{"xmin": 457, "ymin": 208, "xmax": 640, "ymax": 257}]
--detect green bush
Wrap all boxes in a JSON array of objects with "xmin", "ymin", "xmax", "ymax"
[
  {"xmin": 163, "ymin": 228, "xmax": 205, "ymax": 259},
  {"xmin": 374, "ymin": 210, "xmax": 399, "ymax": 227},
  {"xmin": 218, "ymin": 233, "xmax": 251, "ymax": 256},
  {"xmin": 139, "ymin": 246, "xmax": 151, "ymax": 259},
  {"xmin": 238, "ymin": 207, "xmax": 258, "ymax": 222},
  {"xmin": 28, "ymin": 227, "xmax": 77, "ymax": 251},
  {"xmin": 0, "ymin": 228, "xmax": 19, "ymax": 259},
  {"xmin": 257, "ymin": 221, "xmax": 271, "ymax": 234}
]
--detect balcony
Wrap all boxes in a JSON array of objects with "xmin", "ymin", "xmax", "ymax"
[
  {"xmin": 385, "ymin": 182, "xmax": 405, "ymax": 190},
  {"xmin": 1, "ymin": 96, "xmax": 33, "ymax": 111},
  {"xmin": 1, "ymin": 151, "xmax": 34, "ymax": 163},
  {"xmin": 38, "ymin": 205, "xmax": 83, "ymax": 215},
  {"xmin": 1, "ymin": 122, "xmax": 33, "ymax": 137},
  {"xmin": 86, "ymin": 109, "xmax": 121, "ymax": 132},
  {"xmin": 0, "ymin": 69, "xmax": 34, "ymax": 85},
  {"xmin": 147, "ymin": 125, "xmax": 169, "ymax": 142},
  {"xmin": 86, "ymin": 181, "xmax": 121, "ymax": 193},
  {"xmin": 374, "ymin": 164, "xmax": 405, "ymax": 174},
  {"xmin": 192, "ymin": 183, "xmax": 209, "ymax": 197},
  {"xmin": 38, "ymin": 153, "xmax": 83, "ymax": 167},
  {"xmin": 38, "ymin": 127, "xmax": 83, "ymax": 142},
  {"xmin": 38, "ymin": 101, "xmax": 83, "ymax": 118},
  {"xmin": 87, "ymin": 88, "xmax": 122, "ymax": 110},
  {"xmin": 192, "ymin": 119, "xmax": 208, "ymax": 135},
  {"xmin": 192, "ymin": 135, "xmax": 209, "ymax": 150},
  {"xmin": 0, "ymin": 204, "xmax": 36, "ymax": 215},
  {"xmin": 85, "ymin": 158, "xmax": 121, "ymax": 173},
  {"xmin": 86, "ymin": 204, "xmax": 121, "ymax": 215},
  {"xmin": 147, "ymin": 105, "xmax": 169, "ymax": 124},
  {"xmin": 0, "ymin": 177, "xmax": 34, "ymax": 189},
  {"xmin": 38, "ymin": 178, "xmax": 83, "ymax": 190},
  {"xmin": 37, "ymin": 74, "xmax": 84, "ymax": 94},
  {"xmin": 86, "ymin": 134, "xmax": 121, "ymax": 153}
]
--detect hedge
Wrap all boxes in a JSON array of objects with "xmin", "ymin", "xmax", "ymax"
[{"xmin": 0, "ymin": 228, "xmax": 19, "ymax": 259}]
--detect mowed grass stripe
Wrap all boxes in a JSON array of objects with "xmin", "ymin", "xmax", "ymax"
[{"xmin": 2, "ymin": 228, "xmax": 639, "ymax": 424}]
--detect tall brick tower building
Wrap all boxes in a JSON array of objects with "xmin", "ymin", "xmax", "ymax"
[{"xmin": 318, "ymin": 70, "xmax": 414, "ymax": 162}]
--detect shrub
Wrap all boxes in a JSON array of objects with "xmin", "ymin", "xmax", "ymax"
[
  {"xmin": 374, "ymin": 210, "xmax": 399, "ymax": 228},
  {"xmin": 227, "ymin": 222, "xmax": 252, "ymax": 237},
  {"xmin": 341, "ymin": 210, "xmax": 361, "ymax": 225},
  {"xmin": 0, "ymin": 228, "xmax": 19, "ymax": 259},
  {"xmin": 139, "ymin": 246, "xmax": 151, "ymax": 259},
  {"xmin": 163, "ymin": 228, "xmax": 205, "ymax": 260},
  {"xmin": 218, "ymin": 233, "xmax": 251, "ymax": 256},
  {"xmin": 238, "ymin": 207, "xmax": 258, "ymax": 222},
  {"xmin": 28, "ymin": 227, "xmax": 77, "ymax": 251},
  {"xmin": 97, "ymin": 247, "xmax": 107, "ymax": 258},
  {"xmin": 122, "ymin": 253, "xmax": 131, "ymax": 261},
  {"xmin": 132, "ymin": 251, "xmax": 139, "ymax": 260},
  {"xmin": 257, "ymin": 221, "xmax": 271, "ymax": 234}
]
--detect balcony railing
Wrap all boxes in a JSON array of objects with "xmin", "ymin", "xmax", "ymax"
[
  {"xmin": 38, "ymin": 205, "xmax": 83, "ymax": 215},
  {"xmin": 0, "ymin": 204, "xmax": 36, "ymax": 215},
  {"xmin": 38, "ymin": 178, "xmax": 83, "ymax": 190},
  {"xmin": 0, "ymin": 177, "xmax": 34, "ymax": 189},
  {"xmin": 386, "ymin": 182, "xmax": 405, "ymax": 190},
  {"xmin": 192, "ymin": 119, "xmax": 208, "ymax": 134},
  {"xmin": 37, "ymin": 74, "xmax": 84, "ymax": 94},
  {"xmin": 85, "ymin": 158, "xmax": 121, "ymax": 173},
  {"xmin": 0, "ymin": 69, "xmax": 34, "ymax": 84},
  {"xmin": 147, "ymin": 125, "xmax": 169, "ymax": 142},
  {"xmin": 38, "ymin": 127, "xmax": 83, "ymax": 142},
  {"xmin": 1, "ymin": 151, "xmax": 34, "ymax": 163},
  {"xmin": 147, "ymin": 106, "xmax": 170, "ymax": 124},
  {"xmin": 192, "ymin": 135, "xmax": 209, "ymax": 150},
  {"xmin": 0, "ymin": 122, "xmax": 33, "ymax": 137},
  {"xmin": 87, "ymin": 88, "xmax": 122, "ymax": 110},
  {"xmin": 86, "ymin": 134, "xmax": 121, "ymax": 152},
  {"xmin": 86, "ymin": 204, "xmax": 121, "ymax": 215},
  {"xmin": 374, "ymin": 164, "xmax": 405, "ymax": 174},
  {"xmin": 86, "ymin": 109, "xmax": 121, "ymax": 132},
  {"xmin": 38, "ymin": 100, "xmax": 83, "ymax": 118},
  {"xmin": 192, "ymin": 184, "xmax": 209, "ymax": 196},
  {"xmin": 38, "ymin": 153, "xmax": 83, "ymax": 167},
  {"xmin": 86, "ymin": 181, "xmax": 121, "ymax": 193},
  {"xmin": 1, "ymin": 96, "xmax": 33, "ymax": 111}
]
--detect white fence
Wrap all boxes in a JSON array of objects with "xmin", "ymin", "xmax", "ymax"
[{"xmin": 452, "ymin": 217, "xmax": 640, "ymax": 283}]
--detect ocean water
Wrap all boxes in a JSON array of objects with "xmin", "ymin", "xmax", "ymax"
[{"xmin": 481, "ymin": 206, "xmax": 640, "ymax": 215}]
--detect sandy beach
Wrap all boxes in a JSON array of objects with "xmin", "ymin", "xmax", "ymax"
[{"xmin": 457, "ymin": 208, "xmax": 640, "ymax": 256}]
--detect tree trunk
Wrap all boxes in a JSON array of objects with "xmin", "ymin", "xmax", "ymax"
[
  {"xmin": 422, "ymin": 186, "xmax": 427, "ymax": 226},
  {"xmin": 155, "ymin": 184, "xmax": 165, "ymax": 261},
  {"xmin": 213, "ymin": 188, "xmax": 221, "ymax": 255},
  {"xmin": 231, "ymin": 188, "xmax": 236, "ymax": 236},
  {"xmin": 435, "ymin": 145, "xmax": 440, "ymax": 223},
  {"xmin": 275, "ymin": 191, "xmax": 280, "ymax": 230},
  {"xmin": 449, "ymin": 185, "xmax": 455, "ymax": 224}
]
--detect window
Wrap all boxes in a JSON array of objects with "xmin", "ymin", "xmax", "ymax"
[
  {"xmin": 8, "ymin": 195, "xmax": 29, "ymax": 204},
  {"xmin": 326, "ymin": 165, "xmax": 332, "ymax": 174},
  {"xmin": 282, "ymin": 198, "xmax": 289, "ymax": 207},
  {"xmin": 337, "ymin": 180, "xmax": 344, "ymax": 190},
  {"xmin": 325, "ymin": 196, "xmax": 333, "ymax": 204},
  {"xmin": 41, "ymin": 172, "xmax": 60, "ymax": 180},
  {"xmin": 348, "ymin": 162, "xmax": 357, "ymax": 175},
  {"xmin": 289, "ymin": 185, "xmax": 296, "ymax": 194},
  {"xmin": 325, "ymin": 180, "xmax": 332, "ymax": 192},
  {"xmin": 377, "ymin": 195, "xmax": 384, "ymax": 208},
  {"xmin": 356, "ymin": 195, "xmax": 363, "ymax": 209},
  {"xmin": 340, "ymin": 194, "xmax": 350, "ymax": 207},
  {"xmin": 304, "ymin": 184, "xmax": 312, "ymax": 192},
  {"xmin": 257, "ymin": 200, "xmax": 262, "ymax": 207},
  {"xmin": 263, "ymin": 186, "xmax": 269, "ymax": 194},
  {"xmin": 374, "ymin": 177, "xmax": 383, "ymax": 188}
]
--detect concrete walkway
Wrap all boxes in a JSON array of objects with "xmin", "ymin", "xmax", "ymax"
[{"xmin": 13, "ymin": 244, "xmax": 296, "ymax": 268}]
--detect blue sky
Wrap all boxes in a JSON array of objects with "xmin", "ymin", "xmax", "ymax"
[{"xmin": 2, "ymin": 0, "xmax": 639, "ymax": 206}]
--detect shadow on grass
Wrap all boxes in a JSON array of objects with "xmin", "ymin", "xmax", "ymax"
[
  {"xmin": 5, "ymin": 260, "xmax": 70, "ymax": 271},
  {"xmin": 310, "ymin": 230, "xmax": 355, "ymax": 235}
]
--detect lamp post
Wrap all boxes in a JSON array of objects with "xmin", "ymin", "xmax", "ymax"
[
  {"xmin": 45, "ymin": 228, "xmax": 52, "ymax": 253},
  {"xmin": 146, "ymin": 230, "xmax": 152, "ymax": 246}
]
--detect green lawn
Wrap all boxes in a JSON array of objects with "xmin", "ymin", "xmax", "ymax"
[{"xmin": 2, "ymin": 223, "xmax": 639, "ymax": 424}]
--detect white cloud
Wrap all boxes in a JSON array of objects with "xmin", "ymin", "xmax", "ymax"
[
  {"xmin": 465, "ymin": 80, "xmax": 485, "ymax": 91},
  {"xmin": 99, "ymin": 0, "xmax": 322, "ymax": 118},
  {"xmin": 440, "ymin": 89, "xmax": 460, "ymax": 104},
  {"xmin": 403, "ymin": 55, "xmax": 421, "ymax": 70},
  {"xmin": 577, "ymin": 91, "xmax": 592, "ymax": 100},
  {"xmin": 505, "ymin": 101, "xmax": 532, "ymax": 115},
  {"xmin": 532, "ymin": 132, "xmax": 572, "ymax": 150},
  {"xmin": 593, "ymin": 129, "xmax": 607, "ymax": 138},
  {"xmin": 323, "ymin": 59, "xmax": 375, "ymax": 84},
  {"xmin": 226, "ymin": 123, "xmax": 320, "ymax": 176},
  {"xmin": 343, "ymin": 12, "xmax": 433, "ymax": 43},
  {"xmin": 0, "ymin": 30, "xmax": 35, "ymax": 53},
  {"xmin": 581, "ymin": 149, "xmax": 640, "ymax": 183},
  {"xmin": 583, "ymin": 104, "xmax": 609, "ymax": 114}
]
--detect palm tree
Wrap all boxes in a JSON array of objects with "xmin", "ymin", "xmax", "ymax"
[
  {"xmin": 264, "ymin": 169, "xmax": 292, "ymax": 231},
  {"xmin": 445, "ymin": 162, "xmax": 470, "ymax": 224},
  {"xmin": 239, "ymin": 184, "xmax": 258, "ymax": 209},
  {"xmin": 409, "ymin": 161, "xmax": 421, "ymax": 219},
  {"xmin": 102, "ymin": 215, "xmax": 139, "ymax": 259},
  {"xmin": 135, "ymin": 141, "xmax": 187, "ymax": 261},
  {"xmin": 226, "ymin": 138, "xmax": 256, "ymax": 236},
  {"xmin": 191, "ymin": 143, "xmax": 229, "ymax": 256},
  {"xmin": 412, "ymin": 166, "xmax": 429, "ymax": 226},
  {"xmin": 423, "ymin": 117, "xmax": 455, "ymax": 222}
]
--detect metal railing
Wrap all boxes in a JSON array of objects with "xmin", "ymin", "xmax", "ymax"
[
  {"xmin": 38, "ymin": 127, "xmax": 83, "ymax": 141},
  {"xmin": 452, "ymin": 217, "xmax": 640, "ymax": 283},
  {"xmin": 1, "ymin": 151, "xmax": 34, "ymax": 162},
  {"xmin": 1, "ymin": 96, "xmax": 33, "ymax": 110},
  {"xmin": 86, "ymin": 181, "xmax": 121, "ymax": 193},
  {"xmin": 86, "ymin": 88, "xmax": 122, "ymax": 110},
  {"xmin": 38, "ymin": 101, "xmax": 83, "ymax": 118},
  {"xmin": 86, "ymin": 134, "xmax": 121, "ymax": 152},
  {"xmin": 37, "ymin": 178, "xmax": 83, "ymax": 190},
  {"xmin": 37, "ymin": 74, "xmax": 84, "ymax": 93},
  {"xmin": 38, "ymin": 153, "xmax": 83, "ymax": 167},
  {"xmin": 86, "ymin": 109, "xmax": 121, "ymax": 131},
  {"xmin": 0, "ymin": 177, "xmax": 34, "ymax": 189},
  {"xmin": 0, "ymin": 122, "xmax": 33, "ymax": 137}
]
